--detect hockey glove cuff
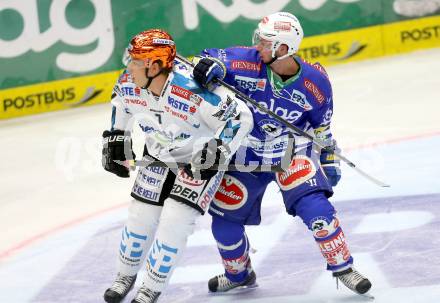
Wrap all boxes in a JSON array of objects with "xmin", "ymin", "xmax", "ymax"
[
  {"xmin": 102, "ymin": 129, "xmax": 136, "ymax": 178},
  {"xmin": 320, "ymin": 141, "xmax": 341, "ymax": 187}
]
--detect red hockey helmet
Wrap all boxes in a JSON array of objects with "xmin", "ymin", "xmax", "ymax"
[{"xmin": 126, "ymin": 29, "xmax": 176, "ymax": 69}]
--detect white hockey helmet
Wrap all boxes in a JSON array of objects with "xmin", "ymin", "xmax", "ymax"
[{"xmin": 252, "ymin": 12, "xmax": 303, "ymax": 60}]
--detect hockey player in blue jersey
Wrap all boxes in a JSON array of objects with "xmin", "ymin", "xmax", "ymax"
[{"xmin": 192, "ymin": 12, "xmax": 372, "ymax": 295}]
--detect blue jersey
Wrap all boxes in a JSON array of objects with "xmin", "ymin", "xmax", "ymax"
[{"xmin": 201, "ymin": 47, "xmax": 335, "ymax": 165}]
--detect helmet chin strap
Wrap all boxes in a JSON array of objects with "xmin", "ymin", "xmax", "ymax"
[
  {"xmin": 268, "ymin": 56, "xmax": 278, "ymax": 65},
  {"xmin": 142, "ymin": 67, "xmax": 162, "ymax": 89},
  {"xmin": 268, "ymin": 42, "xmax": 293, "ymax": 65}
]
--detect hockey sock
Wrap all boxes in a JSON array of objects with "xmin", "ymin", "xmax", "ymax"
[
  {"xmin": 295, "ymin": 192, "xmax": 354, "ymax": 272},
  {"xmin": 141, "ymin": 199, "xmax": 200, "ymax": 292},
  {"xmin": 313, "ymin": 221, "xmax": 354, "ymax": 271},
  {"xmin": 211, "ymin": 216, "xmax": 251, "ymax": 282},
  {"xmin": 117, "ymin": 199, "xmax": 162, "ymax": 276}
]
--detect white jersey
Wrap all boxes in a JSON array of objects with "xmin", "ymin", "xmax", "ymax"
[{"xmin": 110, "ymin": 62, "xmax": 253, "ymax": 163}]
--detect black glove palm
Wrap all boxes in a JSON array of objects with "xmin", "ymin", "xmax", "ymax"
[
  {"xmin": 183, "ymin": 138, "xmax": 230, "ymax": 180},
  {"xmin": 102, "ymin": 129, "xmax": 135, "ymax": 178}
]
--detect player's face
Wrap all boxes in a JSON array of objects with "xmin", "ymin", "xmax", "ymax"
[
  {"xmin": 127, "ymin": 59, "xmax": 149, "ymax": 87},
  {"xmin": 254, "ymin": 38, "xmax": 274, "ymax": 63}
]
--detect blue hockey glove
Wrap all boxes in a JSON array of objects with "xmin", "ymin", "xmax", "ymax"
[
  {"xmin": 192, "ymin": 56, "xmax": 226, "ymax": 90},
  {"xmin": 102, "ymin": 129, "xmax": 135, "ymax": 178},
  {"xmin": 183, "ymin": 138, "xmax": 230, "ymax": 180},
  {"xmin": 320, "ymin": 143, "xmax": 341, "ymax": 187}
]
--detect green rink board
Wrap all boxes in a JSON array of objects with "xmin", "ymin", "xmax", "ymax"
[{"xmin": 1, "ymin": 0, "xmax": 438, "ymax": 90}]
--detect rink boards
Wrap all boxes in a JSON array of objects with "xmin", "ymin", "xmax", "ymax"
[{"xmin": 1, "ymin": 15, "xmax": 440, "ymax": 120}]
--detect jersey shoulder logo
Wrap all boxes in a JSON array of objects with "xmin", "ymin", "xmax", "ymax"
[
  {"xmin": 304, "ymin": 78, "xmax": 325, "ymax": 104},
  {"xmin": 212, "ymin": 95, "xmax": 238, "ymax": 121}
]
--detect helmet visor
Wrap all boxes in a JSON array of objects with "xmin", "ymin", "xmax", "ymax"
[
  {"xmin": 252, "ymin": 29, "xmax": 265, "ymax": 46},
  {"xmin": 122, "ymin": 48, "xmax": 131, "ymax": 67},
  {"xmin": 122, "ymin": 47, "xmax": 147, "ymax": 67},
  {"xmin": 252, "ymin": 29, "xmax": 272, "ymax": 51}
]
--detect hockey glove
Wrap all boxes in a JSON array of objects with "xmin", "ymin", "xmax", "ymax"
[
  {"xmin": 102, "ymin": 129, "xmax": 136, "ymax": 178},
  {"xmin": 183, "ymin": 138, "xmax": 230, "ymax": 180},
  {"xmin": 320, "ymin": 142, "xmax": 341, "ymax": 187},
  {"xmin": 193, "ymin": 57, "xmax": 226, "ymax": 91}
]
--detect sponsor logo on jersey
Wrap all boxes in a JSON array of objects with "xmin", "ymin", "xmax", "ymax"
[
  {"xmin": 247, "ymin": 134, "xmax": 291, "ymax": 158},
  {"xmin": 200, "ymin": 172, "xmax": 223, "ymax": 211},
  {"xmin": 274, "ymin": 21, "xmax": 291, "ymax": 32},
  {"xmin": 171, "ymin": 184, "xmax": 200, "ymax": 202},
  {"xmin": 189, "ymin": 94, "xmax": 203, "ymax": 106},
  {"xmin": 139, "ymin": 171, "xmax": 162, "ymax": 187},
  {"xmin": 250, "ymin": 99, "xmax": 303, "ymax": 123},
  {"xmin": 164, "ymin": 105, "xmax": 188, "ymax": 121},
  {"xmin": 257, "ymin": 119, "xmax": 284, "ymax": 137},
  {"xmin": 177, "ymin": 170, "xmax": 205, "ymax": 186},
  {"xmin": 121, "ymin": 86, "xmax": 141, "ymax": 97},
  {"xmin": 287, "ymin": 89, "xmax": 313, "ymax": 111},
  {"xmin": 171, "ymin": 85, "xmax": 192, "ymax": 100},
  {"xmin": 145, "ymin": 166, "xmax": 167, "ymax": 176},
  {"xmin": 124, "ymin": 98, "xmax": 147, "ymax": 107},
  {"xmin": 213, "ymin": 175, "xmax": 248, "ymax": 210},
  {"xmin": 304, "ymin": 78, "xmax": 325, "ymax": 104},
  {"xmin": 234, "ymin": 75, "xmax": 266, "ymax": 92},
  {"xmin": 132, "ymin": 182, "xmax": 160, "ymax": 201},
  {"xmin": 230, "ymin": 60, "xmax": 261, "ymax": 72},
  {"xmin": 167, "ymin": 96, "xmax": 197, "ymax": 114},
  {"xmin": 276, "ymin": 155, "xmax": 316, "ymax": 190}
]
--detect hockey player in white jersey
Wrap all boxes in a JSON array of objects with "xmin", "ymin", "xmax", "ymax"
[{"xmin": 101, "ymin": 29, "xmax": 253, "ymax": 303}]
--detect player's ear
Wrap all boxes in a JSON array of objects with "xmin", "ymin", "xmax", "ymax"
[
  {"xmin": 150, "ymin": 60, "xmax": 160, "ymax": 72},
  {"xmin": 279, "ymin": 44, "xmax": 289, "ymax": 55}
]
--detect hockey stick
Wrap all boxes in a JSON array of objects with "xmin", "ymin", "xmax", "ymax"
[
  {"xmin": 117, "ymin": 133, "xmax": 295, "ymax": 173},
  {"xmin": 176, "ymin": 53, "xmax": 390, "ymax": 187},
  {"xmin": 115, "ymin": 159, "xmax": 289, "ymax": 172}
]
